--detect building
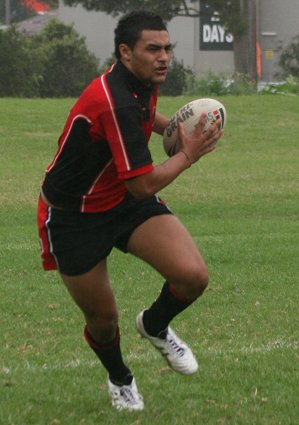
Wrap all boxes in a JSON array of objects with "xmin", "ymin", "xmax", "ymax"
[
  {"xmin": 58, "ymin": 0, "xmax": 299, "ymax": 82},
  {"xmin": 16, "ymin": 10, "xmax": 59, "ymax": 35}
]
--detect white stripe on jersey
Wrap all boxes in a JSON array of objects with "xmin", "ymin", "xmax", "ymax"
[
  {"xmin": 80, "ymin": 159, "xmax": 113, "ymax": 213},
  {"xmin": 47, "ymin": 114, "xmax": 92, "ymax": 173},
  {"xmin": 101, "ymin": 71, "xmax": 131, "ymax": 171}
]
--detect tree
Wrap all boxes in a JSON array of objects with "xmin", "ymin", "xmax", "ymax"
[
  {"xmin": 279, "ymin": 35, "xmax": 299, "ymax": 78},
  {"xmin": 0, "ymin": 26, "xmax": 41, "ymax": 96},
  {"xmin": 0, "ymin": 20, "xmax": 100, "ymax": 97},
  {"xmin": 62, "ymin": 0, "xmax": 257, "ymax": 79},
  {"xmin": 31, "ymin": 19, "xmax": 100, "ymax": 97}
]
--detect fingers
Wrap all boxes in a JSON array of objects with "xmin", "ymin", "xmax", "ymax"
[
  {"xmin": 196, "ymin": 112, "xmax": 208, "ymax": 133},
  {"xmin": 199, "ymin": 115, "xmax": 221, "ymax": 135},
  {"xmin": 178, "ymin": 114, "xmax": 221, "ymax": 139},
  {"xmin": 177, "ymin": 114, "xmax": 224, "ymax": 163},
  {"xmin": 207, "ymin": 128, "xmax": 224, "ymax": 149},
  {"xmin": 194, "ymin": 115, "xmax": 222, "ymax": 146},
  {"xmin": 178, "ymin": 120, "xmax": 185, "ymax": 139},
  {"xmin": 208, "ymin": 118, "xmax": 222, "ymax": 134}
]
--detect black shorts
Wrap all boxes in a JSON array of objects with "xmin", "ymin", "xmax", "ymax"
[{"xmin": 38, "ymin": 193, "xmax": 172, "ymax": 276}]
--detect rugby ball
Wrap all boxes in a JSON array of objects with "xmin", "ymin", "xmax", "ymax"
[{"xmin": 163, "ymin": 98, "xmax": 227, "ymax": 157}]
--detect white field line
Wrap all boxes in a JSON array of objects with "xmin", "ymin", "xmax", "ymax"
[
  {"xmin": 206, "ymin": 339, "xmax": 299, "ymax": 355},
  {"xmin": 1, "ymin": 339, "xmax": 298, "ymax": 376}
]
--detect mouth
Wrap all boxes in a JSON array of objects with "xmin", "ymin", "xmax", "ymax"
[{"xmin": 155, "ymin": 66, "xmax": 168, "ymax": 76}]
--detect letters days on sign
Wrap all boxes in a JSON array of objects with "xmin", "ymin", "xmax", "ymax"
[{"xmin": 200, "ymin": 4, "xmax": 233, "ymax": 51}]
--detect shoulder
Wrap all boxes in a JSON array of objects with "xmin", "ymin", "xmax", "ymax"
[{"xmin": 104, "ymin": 64, "xmax": 138, "ymax": 109}]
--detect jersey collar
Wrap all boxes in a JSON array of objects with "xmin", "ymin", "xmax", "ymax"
[{"xmin": 115, "ymin": 60, "xmax": 156, "ymax": 97}]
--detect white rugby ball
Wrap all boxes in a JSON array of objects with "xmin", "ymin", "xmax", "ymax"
[{"xmin": 163, "ymin": 98, "xmax": 227, "ymax": 157}]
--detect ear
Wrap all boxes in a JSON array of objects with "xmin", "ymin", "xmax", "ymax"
[{"xmin": 119, "ymin": 43, "xmax": 132, "ymax": 62}]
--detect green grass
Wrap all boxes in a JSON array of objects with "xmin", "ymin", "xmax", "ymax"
[{"xmin": 0, "ymin": 95, "xmax": 298, "ymax": 425}]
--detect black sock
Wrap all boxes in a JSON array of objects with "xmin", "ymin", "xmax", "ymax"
[
  {"xmin": 84, "ymin": 326, "xmax": 132, "ymax": 385},
  {"xmin": 142, "ymin": 281, "xmax": 197, "ymax": 337}
]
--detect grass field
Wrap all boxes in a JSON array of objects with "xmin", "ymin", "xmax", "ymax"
[{"xmin": 0, "ymin": 95, "xmax": 298, "ymax": 425}]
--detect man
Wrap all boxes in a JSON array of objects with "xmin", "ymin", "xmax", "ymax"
[{"xmin": 37, "ymin": 10, "xmax": 223, "ymax": 411}]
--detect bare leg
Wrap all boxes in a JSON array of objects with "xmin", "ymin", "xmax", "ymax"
[
  {"xmin": 129, "ymin": 214, "xmax": 203, "ymax": 374},
  {"xmin": 61, "ymin": 259, "xmax": 118, "ymax": 343},
  {"xmin": 60, "ymin": 259, "xmax": 131, "ymax": 383},
  {"xmin": 127, "ymin": 214, "xmax": 208, "ymax": 300}
]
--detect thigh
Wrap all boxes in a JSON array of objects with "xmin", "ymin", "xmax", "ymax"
[
  {"xmin": 61, "ymin": 259, "xmax": 117, "ymax": 322},
  {"xmin": 127, "ymin": 214, "xmax": 207, "ymax": 285}
]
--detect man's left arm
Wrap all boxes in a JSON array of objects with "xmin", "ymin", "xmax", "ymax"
[{"xmin": 153, "ymin": 111, "xmax": 169, "ymax": 135}]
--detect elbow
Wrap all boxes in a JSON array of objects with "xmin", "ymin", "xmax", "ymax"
[
  {"xmin": 125, "ymin": 178, "xmax": 156, "ymax": 199},
  {"xmin": 127, "ymin": 185, "xmax": 155, "ymax": 199}
]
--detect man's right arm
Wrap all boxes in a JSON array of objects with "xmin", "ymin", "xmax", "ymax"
[{"xmin": 125, "ymin": 115, "xmax": 223, "ymax": 199}]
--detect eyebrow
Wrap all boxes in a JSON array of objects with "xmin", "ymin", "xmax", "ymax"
[{"xmin": 146, "ymin": 43, "xmax": 173, "ymax": 50}]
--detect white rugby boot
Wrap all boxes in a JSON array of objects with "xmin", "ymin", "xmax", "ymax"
[
  {"xmin": 136, "ymin": 310, "xmax": 198, "ymax": 375},
  {"xmin": 108, "ymin": 377, "xmax": 144, "ymax": 411}
]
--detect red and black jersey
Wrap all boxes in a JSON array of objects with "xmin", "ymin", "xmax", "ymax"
[{"xmin": 42, "ymin": 61, "xmax": 158, "ymax": 212}]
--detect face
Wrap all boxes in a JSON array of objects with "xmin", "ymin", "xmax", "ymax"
[{"xmin": 119, "ymin": 30, "xmax": 172, "ymax": 85}]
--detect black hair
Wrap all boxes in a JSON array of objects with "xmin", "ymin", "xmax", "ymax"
[{"xmin": 114, "ymin": 10, "xmax": 168, "ymax": 59}]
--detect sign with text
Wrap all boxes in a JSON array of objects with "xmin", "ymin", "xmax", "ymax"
[{"xmin": 200, "ymin": 3, "xmax": 234, "ymax": 51}]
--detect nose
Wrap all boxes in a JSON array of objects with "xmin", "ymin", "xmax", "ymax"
[{"xmin": 159, "ymin": 48, "xmax": 171, "ymax": 63}]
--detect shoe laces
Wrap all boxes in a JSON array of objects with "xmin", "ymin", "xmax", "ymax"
[
  {"xmin": 166, "ymin": 335, "xmax": 185, "ymax": 357},
  {"xmin": 119, "ymin": 386, "xmax": 141, "ymax": 404}
]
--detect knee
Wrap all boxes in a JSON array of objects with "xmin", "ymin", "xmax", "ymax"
[
  {"xmin": 173, "ymin": 262, "xmax": 209, "ymax": 300},
  {"xmin": 188, "ymin": 264, "xmax": 209, "ymax": 297},
  {"xmin": 85, "ymin": 309, "xmax": 119, "ymax": 344}
]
